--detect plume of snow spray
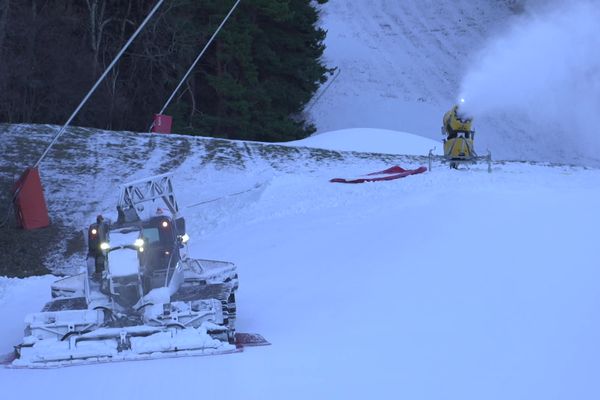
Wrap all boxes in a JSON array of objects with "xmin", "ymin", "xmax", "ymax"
[{"xmin": 459, "ymin": 0, "xmax": 600, "ymax": 163}]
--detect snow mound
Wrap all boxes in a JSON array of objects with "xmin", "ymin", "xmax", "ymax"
[{"xmin": 284, "ymin": 128, "xmax": 442, "ymax": 156}]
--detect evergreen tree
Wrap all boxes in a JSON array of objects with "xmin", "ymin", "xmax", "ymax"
[
  {"xmin": 169, "ymin": 0, "xmax": 331, "ymax": 141},
  {"xmin": 0, "ymin": 0, "xmax": 331, "ymax": 142}
]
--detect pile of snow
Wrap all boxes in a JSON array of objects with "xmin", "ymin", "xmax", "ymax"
[
  {"xmin": 106, "ymin": 231, "xmax": 141, "ymax": 277},
  {"xmin": 284, "ymin": 128, "xmax": 442, "ymax": 155}
]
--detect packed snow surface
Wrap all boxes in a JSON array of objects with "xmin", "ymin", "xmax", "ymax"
[
  {"xmin": 285, "ymin": 128, "xmax": 442, "ymax": 156},
  {"xmin": 2, "ymin": 126, "xmax": 600, "ymax": 399}
]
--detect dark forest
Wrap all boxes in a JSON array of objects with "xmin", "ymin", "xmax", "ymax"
[{"xmin": 0, "ymin": 0, "xmax": 330, "ymax": 141}]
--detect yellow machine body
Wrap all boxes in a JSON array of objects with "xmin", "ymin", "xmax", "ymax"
[
  {"xmin": 429, "ymin": 105, "xmax": 492, "ymax": 172},
  {"xmin": 443, "ymin": 135, "xmax": 475, "ymax": 159},
  {"xmin": 443, "ymin": 106, "xmax": 473, "ymax": 134}
]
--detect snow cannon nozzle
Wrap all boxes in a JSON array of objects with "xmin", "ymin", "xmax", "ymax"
[{"xmin": 454, "ymin": 104, "xmax": 472, "ymax": 122}]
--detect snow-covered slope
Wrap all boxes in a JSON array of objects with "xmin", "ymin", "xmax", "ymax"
[
  {"xmin": 0, "ymin": 124, "xmax": 428, "ymax": 275},
  {"xmin": 309, "ymin": 1, "xmax": 516, "ymax": 146},
  {"xmin": 1, "ymin": 1, "xmax": 599, "ymax": 394},
  {"xmin": 309, "ymin": 0, "xmax": 598, "ymax": 166},
  {"xmin": 284, "ymin": 128, "xmax": 442, "ymax": 156},
  {"xmin": 1, "ymin": 126, "xmax": 600, "ymax": 399}
]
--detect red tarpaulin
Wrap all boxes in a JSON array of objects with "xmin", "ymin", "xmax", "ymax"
[
  {"xmin": 12, "ymin": 167, "xmax": 50, "ymax": 229},
  {"xmin": 330, "ymin": 165, "xmax": 427, "ymax": 184}
]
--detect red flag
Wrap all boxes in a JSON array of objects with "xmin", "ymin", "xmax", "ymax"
[{"xmin": 330, "ymin": 165, "xmax": 427, "ymax": 184}]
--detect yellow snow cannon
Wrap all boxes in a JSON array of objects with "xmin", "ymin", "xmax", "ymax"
[{"xmin": 428, "ymin": 104, "xmax": 491, "ymax": 172}]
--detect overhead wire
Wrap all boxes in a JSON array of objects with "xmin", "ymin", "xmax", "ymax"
[
  {"xmin": 150, "ymin": 0, "xmax": 242, "ymax": 130},
  {"xmin": 34, "ymin": 0, "xmax": 167, "ymax": 168}
]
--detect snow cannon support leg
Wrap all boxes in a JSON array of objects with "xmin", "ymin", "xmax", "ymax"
[{"xmin": 428, "ymin": 149, "xmax": 434, "ymax": 171}]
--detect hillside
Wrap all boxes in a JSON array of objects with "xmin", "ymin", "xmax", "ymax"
[
  {"xmin": 309, "ymin": 0, "xmax": 599, "ymax": 166},
  {"xmin": 2, "ymin": 0, "xmax": 600, "ymax": 398},
  {"xmin": 309, "ymin": 0, "xmax": 516, "ymax": 153},
  {"xmin": 1, "ymin": 125, "xmax": 600, "ymax": 399},
  {"xmin": 0, "ymin": 124, "xmax": 428, "ymax": 276}
]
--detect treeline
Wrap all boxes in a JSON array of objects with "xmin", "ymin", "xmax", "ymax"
[{"xmin": 0, "ymin": 0, "xmax": 330, "ymax": 141}]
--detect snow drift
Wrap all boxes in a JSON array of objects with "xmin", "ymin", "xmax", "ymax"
[{"xmin": 285, "ymin": 128, "xmax": 441, "ymax": 156}]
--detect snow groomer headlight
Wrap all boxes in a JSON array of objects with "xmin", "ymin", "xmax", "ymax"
[
  {"xmin": 134, "ymin": 238, "xmax": 145, "ymax": 248},
  {"xmin": 99, "ymin": 242, "xmax": 110, "ymax": 250}
]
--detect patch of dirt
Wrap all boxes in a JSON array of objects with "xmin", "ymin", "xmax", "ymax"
[
  {"xmin": 65, "ymin": 230, "xmax": 85, "ymax": 258},
  {"xmin": 0, "ymin": 166, "xmax": 77, "ymax": 277},
  {"xmin": 157, "ymin": 138, "xmax": 192, "ymax": 174},
  {"xmin": 0, "ymin": 218, "xmax": 56, "ymax": 277}
]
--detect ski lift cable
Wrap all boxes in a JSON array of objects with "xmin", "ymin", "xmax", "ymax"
[
  {"xmin": 305, "ymin": 67, "xmax": 342, "ymax": 114},
  {"xmin": 34, "ymin": 0, "xmax": 167, "ymax": 168},
  {"xmin": 185, "ymin": 180, "xmax": 265, "ymax": 209},
  {"xmin": 152, "ymin": 0, "xmax": 242, "ymax": 127}
]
